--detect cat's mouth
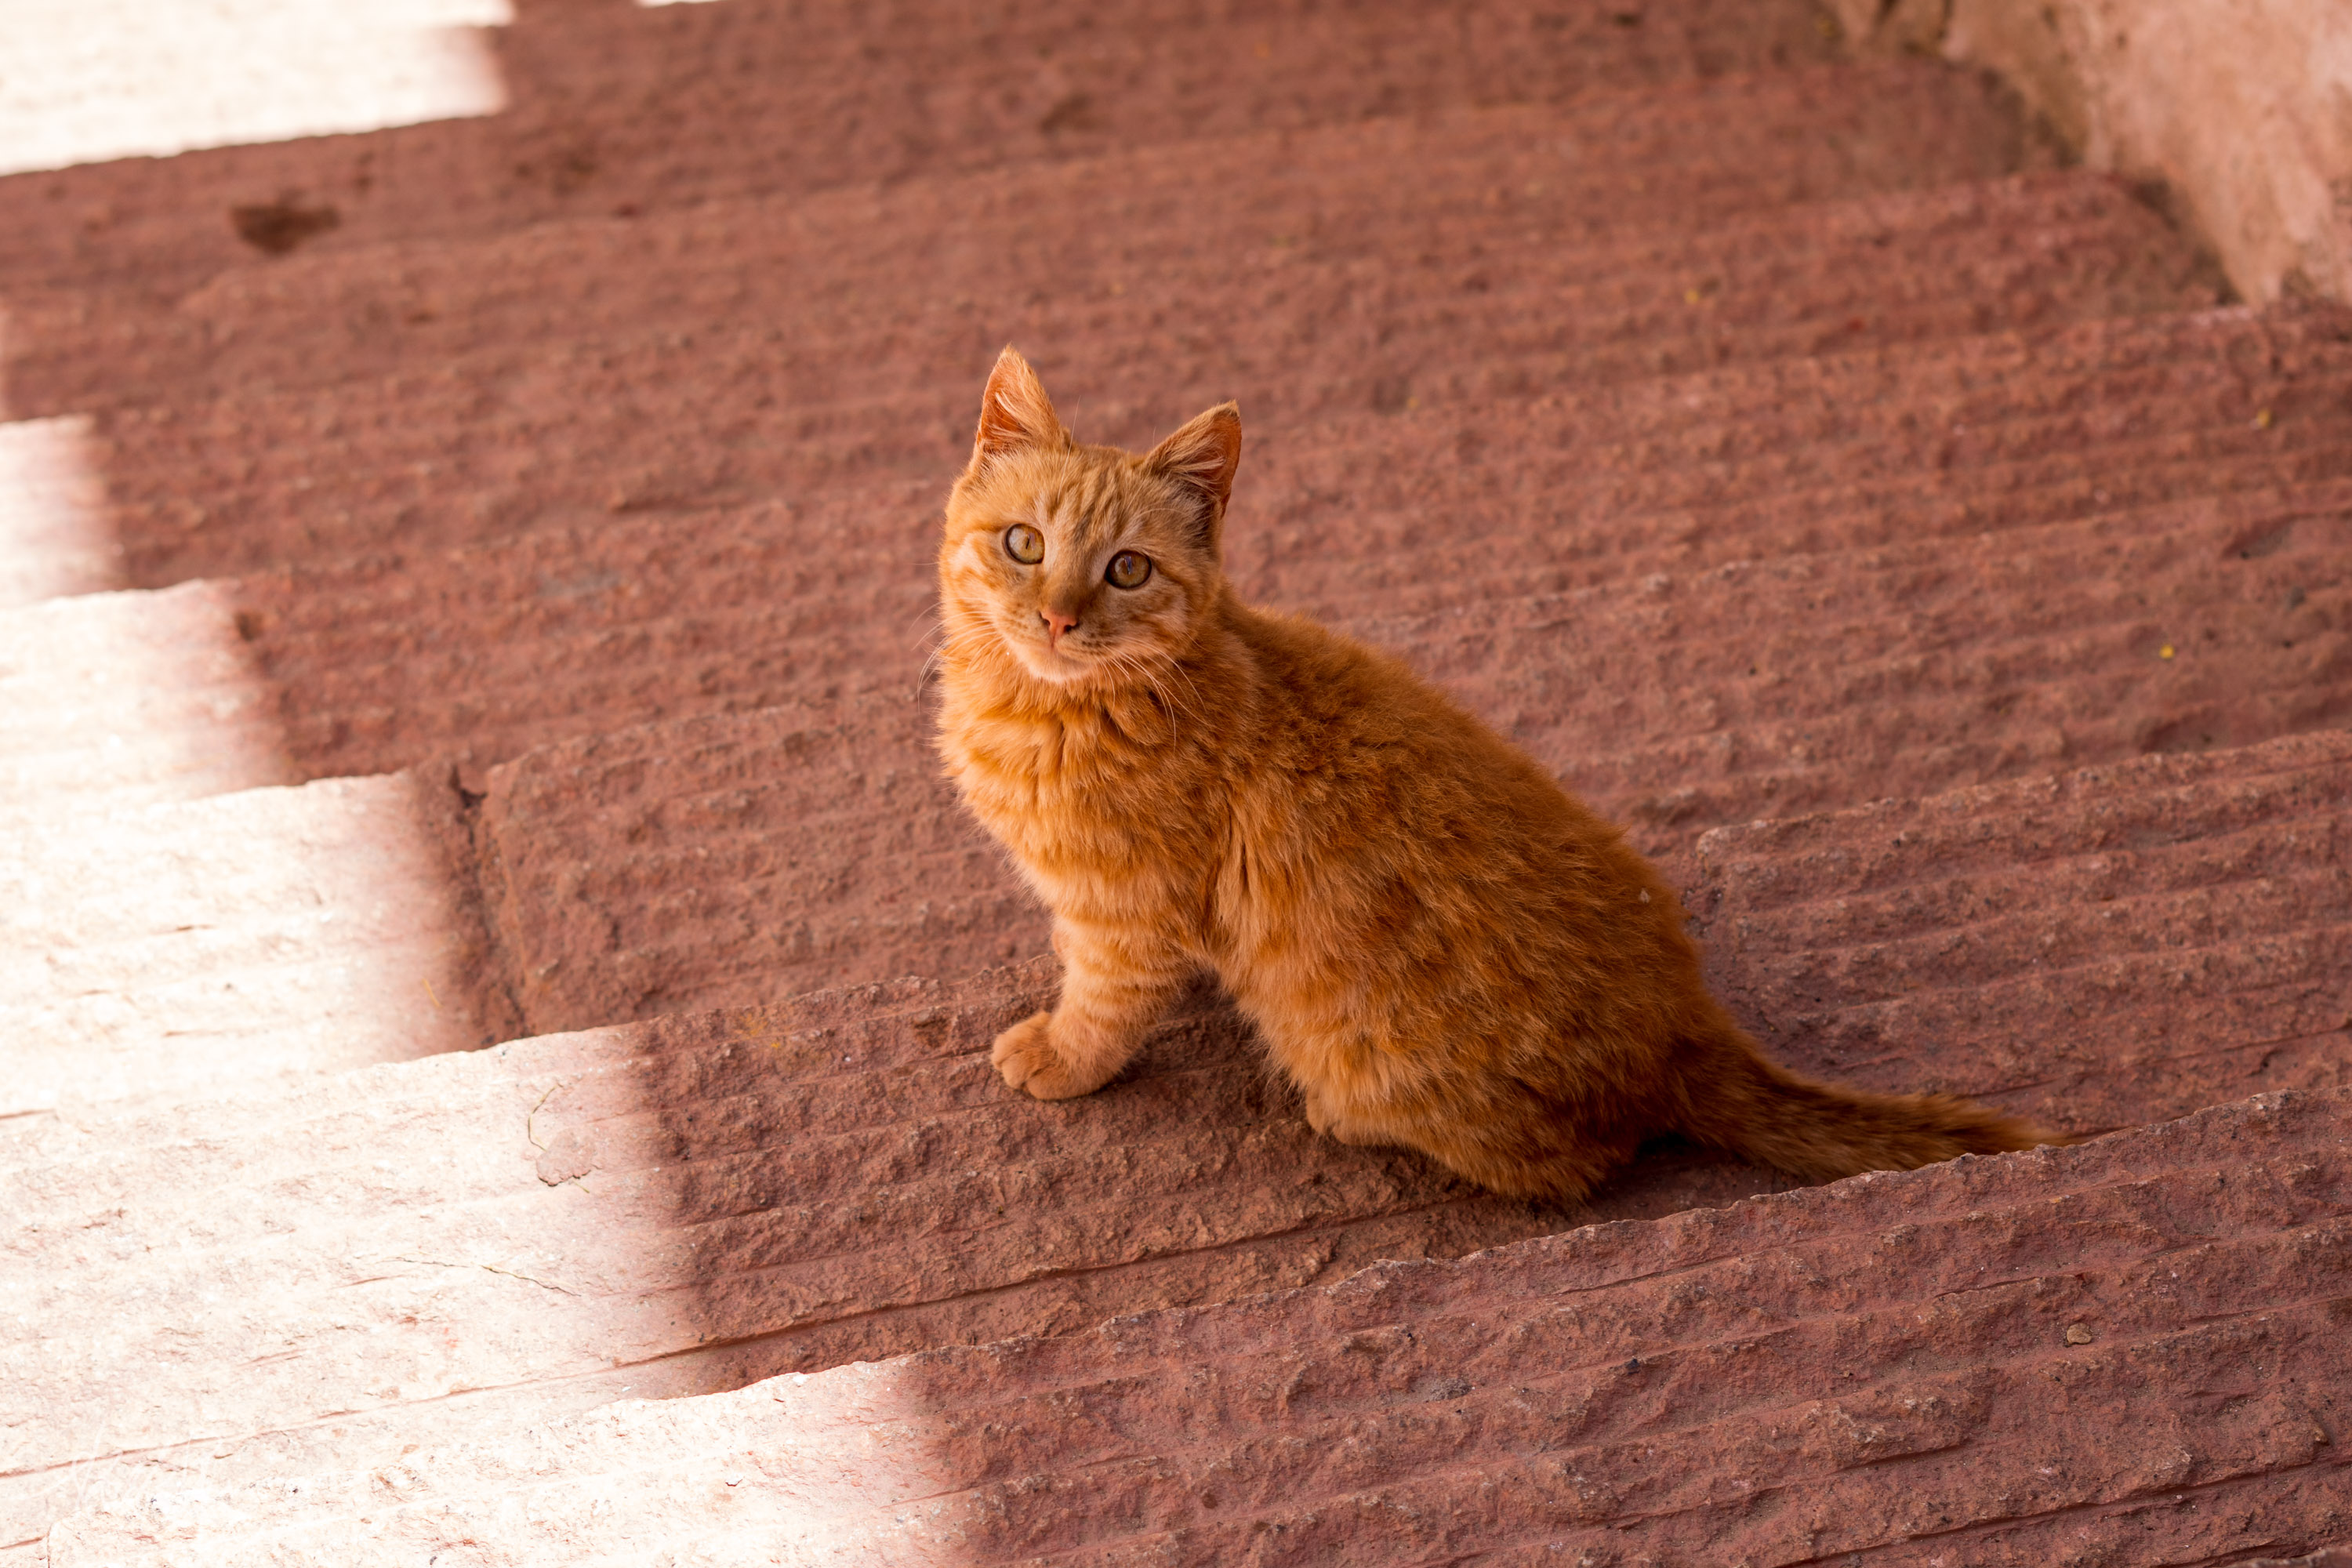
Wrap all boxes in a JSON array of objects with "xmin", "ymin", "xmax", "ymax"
[
  {"xmin": 1008, "ymin": 630, "xmax": 1096, "ymax": 683},
  {"xmin": 996, "ymin": 614, "xmax": 1116, "ymax": 685}
]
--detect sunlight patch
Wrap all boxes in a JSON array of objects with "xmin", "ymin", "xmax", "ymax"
[
  {"xmin": 0, "ymin": 0, "xmax": 513, "ymax": 176},
  {"xmin": 0, "ymin": 416, "xmax": 119, "ymax": 605}
]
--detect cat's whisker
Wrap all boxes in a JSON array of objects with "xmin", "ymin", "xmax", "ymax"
[{"xmin": 916, "ymin": 619, "xmax": 998, "ymax": 697}]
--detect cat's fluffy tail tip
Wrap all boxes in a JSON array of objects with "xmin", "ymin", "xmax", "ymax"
[{"xmin": 1691, "ymin": 1045, "xmax": 2078, "ymax": 1185}]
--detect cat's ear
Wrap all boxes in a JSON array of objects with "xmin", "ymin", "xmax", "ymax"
[
  {"xmin": 1145, "ymin": 401, "xmax": 1243, "ymax": 544},
  {"xmin": 972, "ymin": 347, "xmax": 1065, "ymax": 466}
]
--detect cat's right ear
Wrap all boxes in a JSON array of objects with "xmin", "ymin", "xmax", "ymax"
[{"xmin": 971, "ymin": 347, "xmax": 1065, "ymax": 469}]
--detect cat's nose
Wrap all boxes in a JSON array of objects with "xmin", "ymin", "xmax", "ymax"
[{"xmin": 1041, "ymin": 607, "xmax": 1080, "ymax": 644}]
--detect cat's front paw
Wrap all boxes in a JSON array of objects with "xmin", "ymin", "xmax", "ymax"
[{"xmin": 992, "ymin": 1011, "xmax": 1112, "ymax": 1100}]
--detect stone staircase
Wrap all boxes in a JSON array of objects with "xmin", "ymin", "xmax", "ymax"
[{"xmin": 3, "ymin": 1, "xmax": 2347, "ymax": 1562}]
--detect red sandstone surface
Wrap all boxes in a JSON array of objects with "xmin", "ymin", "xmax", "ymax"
[{"xmin": 2, "ymin": 0, "xmax": 2347, "ymax": 1563}]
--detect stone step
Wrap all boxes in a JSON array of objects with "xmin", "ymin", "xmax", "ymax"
[
  {"xmin": 0, "ymin": 581, "xmax": 514, "ymax": 1124},
  {"xmin": 0, "ymin": 581, "xmax": 293, "ymax": 823},
  {"xmin": 5, "ymin": 66, "xmax": 2132, "ymax": 590},
  {"xmin": 0, "ymin": 82, "xmax": 2104, "ymax": 423},
  {"xmin": 31, "ymin": 165, "xmax": 2149, "ymax": 598},
  {"xmin": 93, "ymin": 278, "xmax": 2326, "ymax": 609},
  {"xmin": 73, "ymin": 285, "xmax": 2332, "ymax": 677},
  {"xmin": 0, "ymin": 0, "xmax": 1840, "ymax": 299},
  {"xmin": 0, "ymin": 769, "xmax": 514, "ymax": 1123},
  {"xmin": 45, "ymin": 1083, "xmax": 2352, "ymax": 1565},
  {"xmin": 1686, "ymin": 728, "xmax": 2352, "ymax": 1134},
  {"xmin": 12, "ymin": 727, "xmax": 2345, "ymax": 1552},
  {"xmin": 95, "ymin": 300, "xmax": 2352, "ymax": 797},
  {"xmin": 0, "ymin": 961, "xmax": 1710, "ymax": 1560},
  {"xmin": 65, "ymin": 162, "xmax": 2196, "ymax": 502},
  {"xmin": 219, "ymin": 445, "xmax": 2352, "ymax": 793},
  {"xmin": 1367, "ymin": 495, "xmax": 2352, "ymax": 842},
  {"xmin": 461, "ymin": 487, "xmax": 2352, "ymax": 1032},
  {"xmin": 135, "ymin": 268, "xmax": 2336, "ymax": 564}
]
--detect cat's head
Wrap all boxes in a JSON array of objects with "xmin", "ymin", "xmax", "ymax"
[{"xmin": 939, "ymin": 347, "xmax": 1240, "ymax": 689}]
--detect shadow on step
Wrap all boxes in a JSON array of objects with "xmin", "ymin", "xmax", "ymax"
[
  {"xmin": 514, "ymin": 730, "xmax": 2352, "ymax": 1413},
  {"xmin": 523, "ymin": 956, "xmax": 1795, "ymax": 1404}
]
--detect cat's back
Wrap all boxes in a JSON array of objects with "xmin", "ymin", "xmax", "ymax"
[
  {"xmin": 1223, "ymin": 598, "xmax": 1562, "ymax": 805},
  {"xmin": 1215, "ymin": 596, "xmax": 1631, "ymax": 887}
]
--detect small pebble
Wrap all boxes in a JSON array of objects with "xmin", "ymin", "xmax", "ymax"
[{"xmin": 2064, "ymin": 1323, "xmax": 2094, "ymax": 1345}]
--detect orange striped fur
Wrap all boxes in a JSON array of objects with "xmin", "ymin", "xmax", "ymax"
[{"xmin": 935, "ymin": 348, "xmax": 2061, "ymax": 1202}]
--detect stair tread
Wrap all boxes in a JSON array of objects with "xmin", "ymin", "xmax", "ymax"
[
  {"xmin": 0, "ymin": 769, "xmax": 511, "ymax": 1119},
  {"xmin": 456, "ymin": 486, "xmax": 2352, "ymax": 1034},
  {"xmin": 5, "ymin": 2, "xmax": 2346, "ymax": 1557},
  {"xmin": 45, "ymin": 1083, "xmax": 2352, "ymax": 1565},
  {"xmin": 14, "ymin": 731, "xmax": 2343, "ymax": 1553},
  {"xmin": 67, "ymin": 274, "xmax": 2326, "ymax": 594},
  {"xmin": 5, "ymin": 128, "xmax": 2142, "ymax": 419},
  {"xmin": 0, "ymin": 0, "xmax": 1841, "ymax": 299}
]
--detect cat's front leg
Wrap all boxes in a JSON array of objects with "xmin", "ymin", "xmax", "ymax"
[{"xmin": 993, "ymin": 916, "xmax": 1189, "ymax": 1100}]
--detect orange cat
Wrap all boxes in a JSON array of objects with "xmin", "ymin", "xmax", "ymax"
[{"xmin": 935, "ymin": 347, "xmax": 2060, "ymax": 1202}]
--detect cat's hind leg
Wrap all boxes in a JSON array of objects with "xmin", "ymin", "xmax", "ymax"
[
  {"xmin": 993, "ymin": 916, "xmax": 1191, "ymax": 1100},
  {"xmin": 1300, "ymin": 1088, "xmax": 1406, "ymax": 1149}
]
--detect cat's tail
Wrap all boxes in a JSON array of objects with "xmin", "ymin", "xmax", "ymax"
[{"xmin": 1674, "ymin": 1021, "xmax": 2068, "ymax": 1183}]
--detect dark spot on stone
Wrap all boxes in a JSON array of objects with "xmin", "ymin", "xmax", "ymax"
[
  {"xmin": 1039, "ymin": 93, "xmax": 1100, "ymax": 135},
  {"xmin": 230, "ymin": 198, "xmax": 340, "ymax": 255}
]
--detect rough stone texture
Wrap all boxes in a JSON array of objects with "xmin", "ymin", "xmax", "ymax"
[
  {"xmin": 470, "ymin": 488, "xmax": 2352, "ymax": 1029},
  {"xmin": 5, "ymin": 0, "xmax": 2349, "ymax": 1559},
  {"xmin": 13, "ymin": 736, "xmax": 2345, "ymax": 1556},
  {"xmin": 0, "ymin": 108, "xmax": 2097, "ymax": 422},
  {"xmin": 215, "ymin": 307, "xmax": 2352, "ymax": 789},
  {"xmin": 0, "ymin": 62, "xmax": 2119, "ymax": 594},
  {"xmin": 1690, "ymin": 730, "xmax": 2352, "ymax": 1135},
  {"xmin": 0, "ymin": 0, "xmax": 1840, "ymax": 299},
  {"xmin": 1834, "ymin": 0, "xmax": 2352, "ymax": 308},
  {"xmin": 0, "ymin": 770, "xmax": 514, "ymax": 1120},
  {"xmin": 475, "ymin": 695, "xmax": 1040, "ymax": 1030},
  {"xmin": 49, "ymin": 1087, "xmax": 2352, "ymax": 1566},
  {"xmin": 0, "ymin": 960, "xmax": 1777, "ymax": 1559}
]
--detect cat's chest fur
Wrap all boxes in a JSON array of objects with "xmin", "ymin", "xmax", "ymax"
[{"xmin": 939, "ymin": 688, "xmax": 1219, "ymax": 916}]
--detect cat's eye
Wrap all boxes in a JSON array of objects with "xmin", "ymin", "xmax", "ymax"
[
  {"xmin": 1105, "ymin": 550, "xmax": 1153, "ymax": 590},
  {"xmin": 1004, "ymin": 524, "xmax": 1044, "ymax": 564}
]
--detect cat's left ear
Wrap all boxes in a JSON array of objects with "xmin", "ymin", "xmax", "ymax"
[{"xmin": 1145, "ymin": 401, "xmax": 1243, "ymax": 546}]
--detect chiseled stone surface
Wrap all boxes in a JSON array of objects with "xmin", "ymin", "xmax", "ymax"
[
  {"xmin": 4, "ymin": 0, "xmax": 2347, "ymax": 1560},
  {"xmin": 0, "ymin": 960, "xmax": 1780, "ymax": 1561},
  {"xmin": 49, "ymin": 1088, "xmax": 2352, "ymax": 1566},
  {"xmin": 9, "ymin": 734, "xmax": 2349, "ymax": 1558},
  {"xmin": 2, "ymin": 60, "xmax": 2071, "ymax": 593},
  {"xmin": 216, "ymin": 303, "xmax": 2352, "ymax": 789},
  {"xmin": 470, "ymin": 498, "xmax": 2352, "ymax": 1033},
  {"xmin": 0, "ymin": 0, "xmax": 1839, "ymax": 297},
  {"xmin": 1690, "ymin": 729, "xmax": 2352, "ymax": 1135}
]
